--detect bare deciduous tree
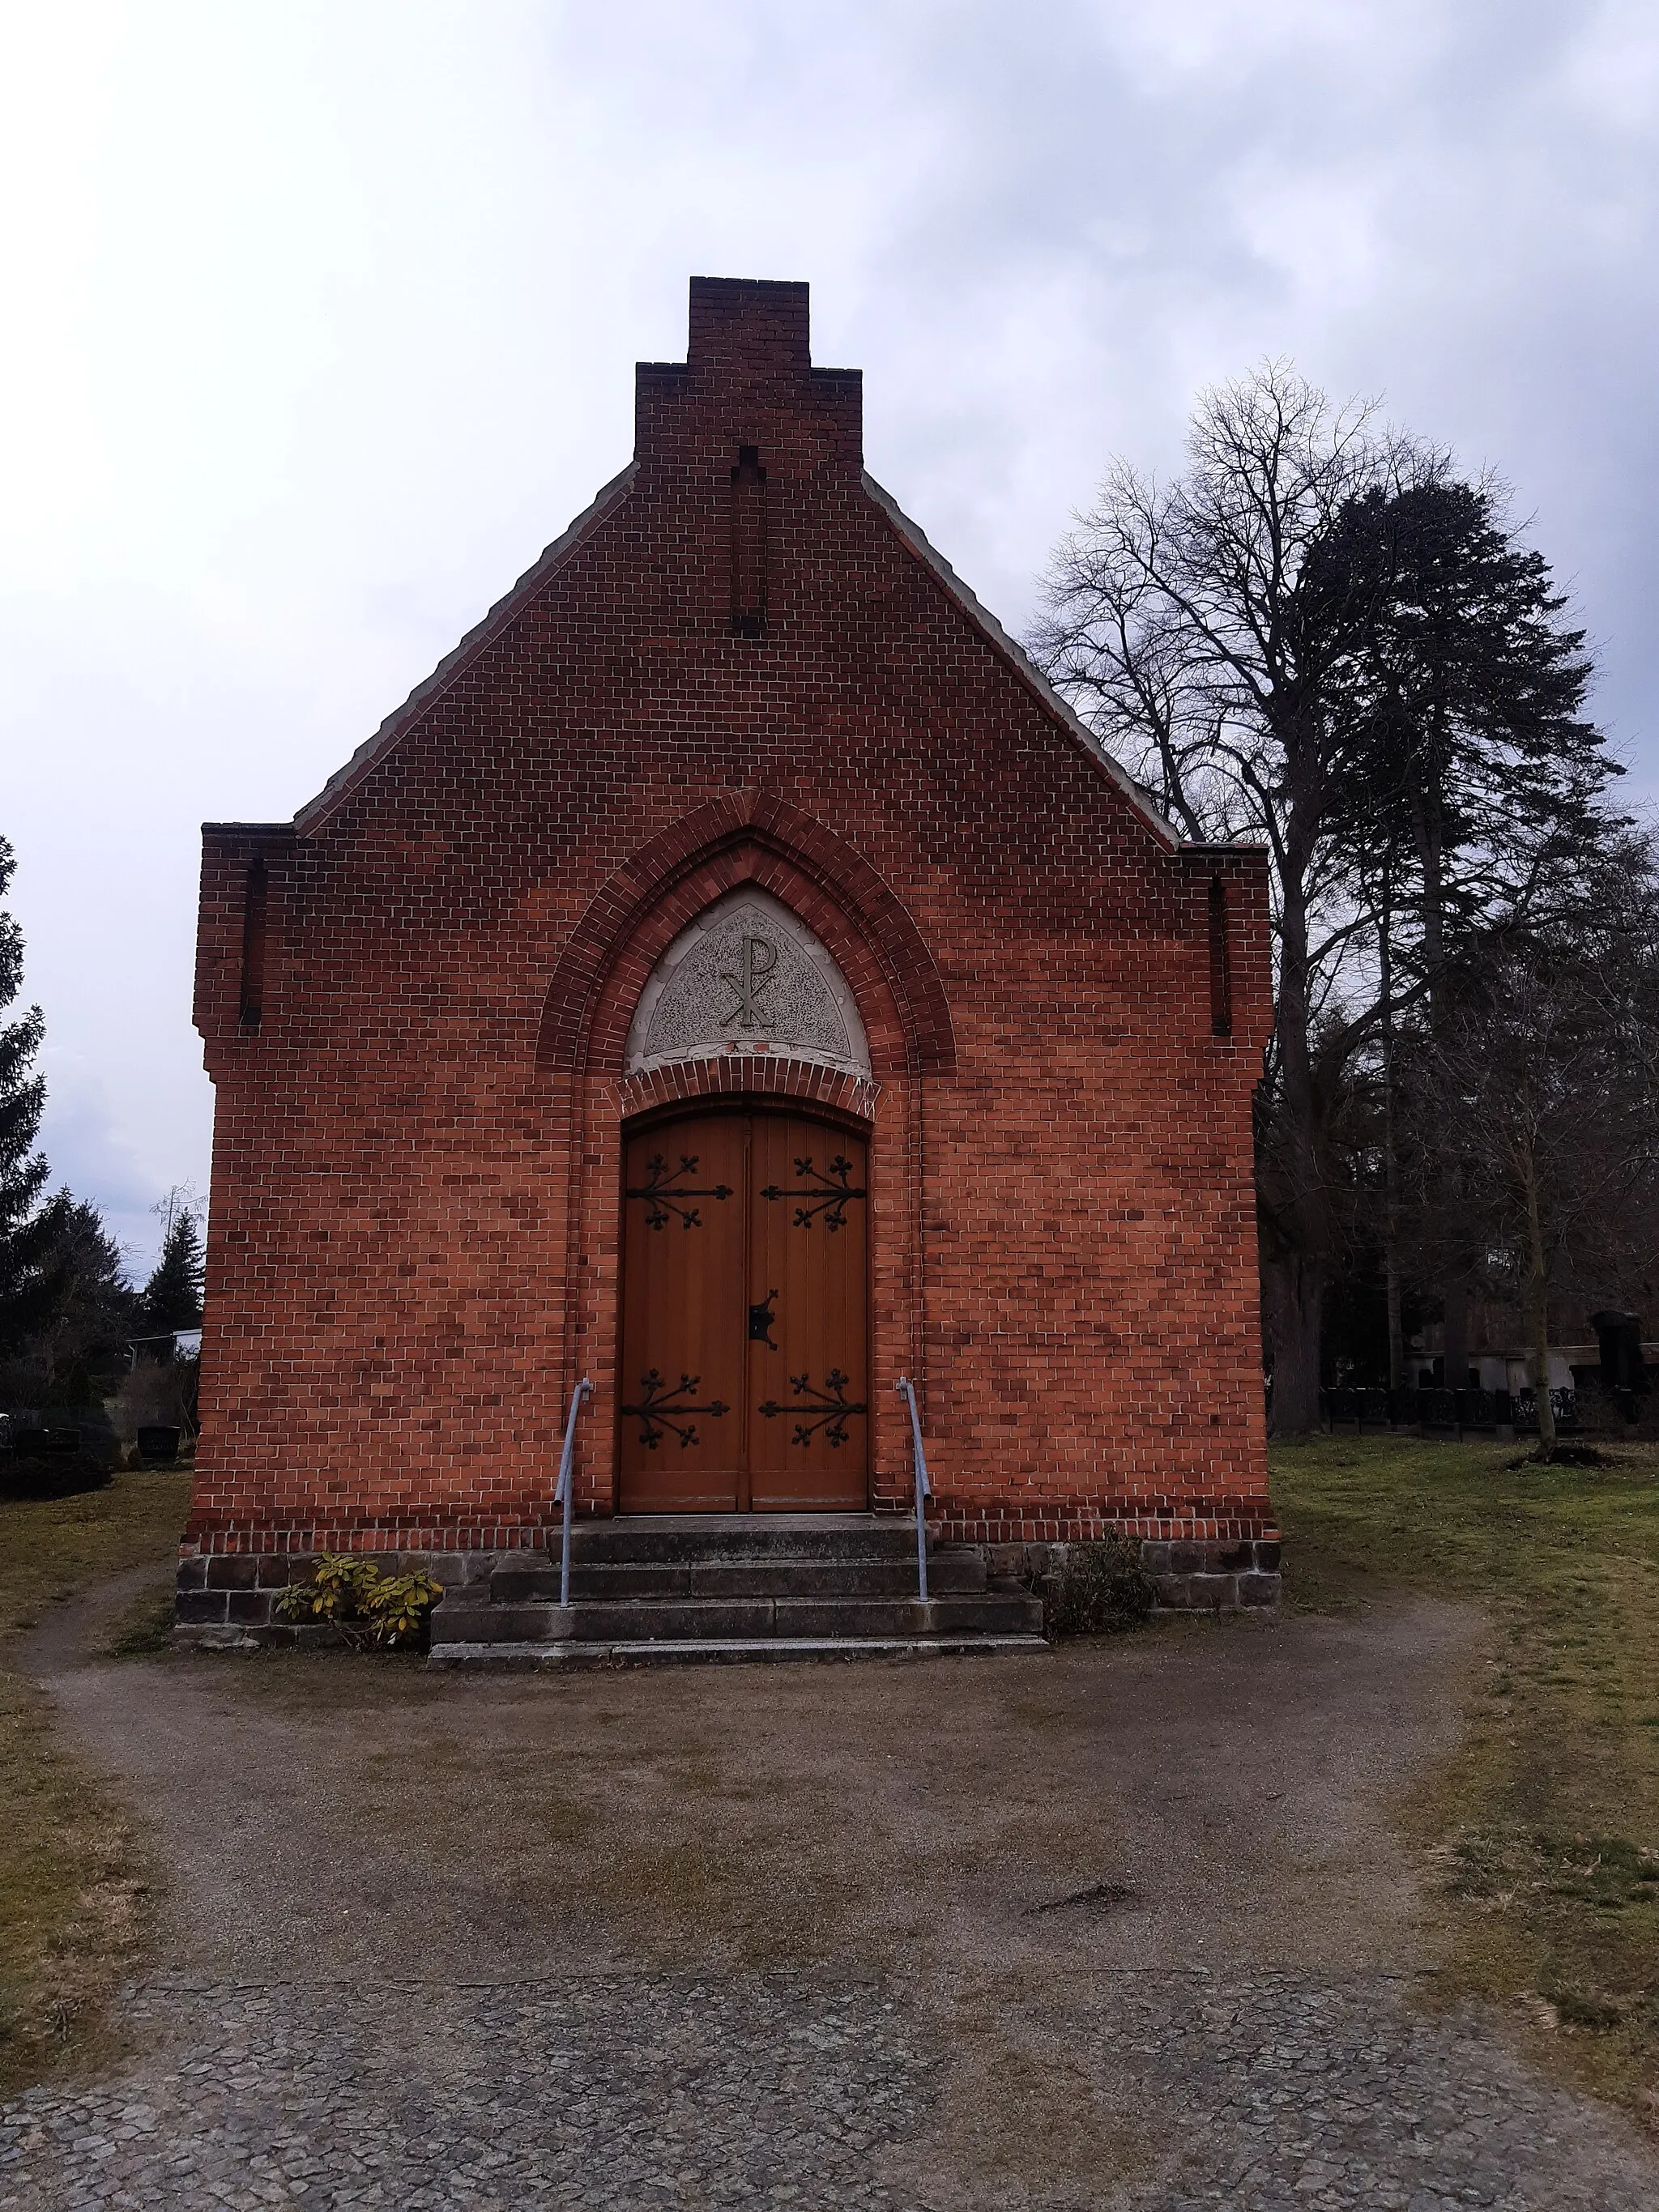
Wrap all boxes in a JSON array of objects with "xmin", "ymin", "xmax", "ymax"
[{"xmin": 1032, "ymin": 363, "xmax": 1427, "ymax": 1429}]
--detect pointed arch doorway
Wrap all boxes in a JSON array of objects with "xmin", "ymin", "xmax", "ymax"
[{"xmin": 618, "ymin": 1106, "xmax": 870, "ymax": 1511}]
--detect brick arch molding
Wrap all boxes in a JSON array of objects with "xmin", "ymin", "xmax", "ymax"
[{"xmin": 533, "ymin": 794, "xmax": 957, "ymax": 1083}]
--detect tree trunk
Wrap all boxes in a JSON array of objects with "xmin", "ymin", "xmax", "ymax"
[
  {"xmin": 1260, "ymin": 785, "xmax": 1330, "ymax": 1434},
  {"xmin": 1443, "ymin": 1276, "xmax": 1469, "ymax": 1394},
  {"xmin": 1410, "ymin": 779, "xmax": 1447, "ymax": 993},
  {"xmin": 1262, "ymin": 1250, "xmax": 1325, "ymax": 1434},
  {"xmin": 1385, "ymin": 1254, "xmax": 1405, "ymax": 1391},
  {"xmin": 1380, "ymin": 889, "xmax": 1405, "ymax": 1390},
  {"xmin": 1413, "ymin": 769, "xmax": 1473, "ymax": 1400},
  {"xmin": 1520, "ymin": 1132, "xmax": 1556, "ymax": 1455}
]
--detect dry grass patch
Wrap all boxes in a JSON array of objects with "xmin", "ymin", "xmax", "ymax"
[
  {"xmin": 0, "ymin": 1469, "xmax": 190, "ymax": 2095},
  {"xmin": 1272, "ymin": 1434, "xmax": 1659, "ymax": 2115}
]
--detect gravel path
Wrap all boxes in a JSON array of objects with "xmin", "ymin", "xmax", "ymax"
[{"xmin": 4, "ymin": 1967, "xmax": 1656, "ymax": 2210}]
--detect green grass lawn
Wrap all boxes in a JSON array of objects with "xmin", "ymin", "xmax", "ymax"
[
  {"xmin": 0, "ymin": 1469, "xmax": 190, "ymax": 2095},
  {"xmin": 1273, "ymin": 1433, "xmax": 1659, "ymax": 2113}
]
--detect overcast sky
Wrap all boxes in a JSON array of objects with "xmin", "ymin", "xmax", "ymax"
[{"xmin": 3, "ymin": 0, "xmax": 1657, "ymax": 1273}]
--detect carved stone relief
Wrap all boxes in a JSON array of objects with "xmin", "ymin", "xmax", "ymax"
[{"xmin": 625, "ymin": 889, "xmax": 871, "ymax": 1076}]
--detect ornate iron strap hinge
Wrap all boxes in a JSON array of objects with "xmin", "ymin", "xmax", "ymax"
[
  {"xmin": 626, "ymin": 1152, "xmax": 735, "ymax": 1230},
  {"xmin": 758, "ymin": 1368, "xmax": 868, "ymax": 1448},
  {"xmin": 758, "ymin": 1153, "xmax": 867, "ymax": 1231},
  {"xmin": 621, "ymin": 1370, "xmax": 730, "ymax": 1450}
]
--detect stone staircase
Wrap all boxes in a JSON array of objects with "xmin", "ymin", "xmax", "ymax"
[{"xmin": 427, "ymin": 1513, "xmax": 1047, "ymax": 1667}]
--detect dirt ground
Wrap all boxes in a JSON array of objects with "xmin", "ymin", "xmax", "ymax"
[
  {"xmin": 9, "ymin": 1571, "xmax": 1659, "ymax": 2210},
  {"xmin": 39, "ymin": 1572, "xmax": 1464, "ymax": 1991}
]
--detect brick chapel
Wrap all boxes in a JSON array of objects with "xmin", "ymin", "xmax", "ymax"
[{"xmin": 182, "ymin": 278, "xmax": 1278, "ymax": 1635}]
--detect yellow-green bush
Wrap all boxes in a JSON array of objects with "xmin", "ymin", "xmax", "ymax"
[{"xmin": 273, "ymin": 1555, "xmax": 442, "ymax": 1647}]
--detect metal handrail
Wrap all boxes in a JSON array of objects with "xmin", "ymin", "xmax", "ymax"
[
  {"xmin": 894, "ymin": 1375, "xmax": 932, "ymax": 1603},
  {"xmin": 554, "ymin": 1377, "xmax": 594, "ymax": 1608}
]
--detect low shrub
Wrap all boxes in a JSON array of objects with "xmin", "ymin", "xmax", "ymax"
[
  {"xmin": 0, "ymin": 1449, "xmax": 114, "ymax": 1503},
  {"xmin": 273, "ymin": 1555, "xmax": 442, "ymax": 1649},
  {"xmin": 1045, "ymin": 1532, "xmax": 1155, "ymax": 1639},
  {"xmin": 275, "ymin": 1554, "xmax": 379, "ymax": 1624},
  {"xmin": 111, "ymin": 1356, "xmax": 196, "ymax": 1447},
  {"xmin": 367, "ymin": 1573, "xmax": 446, "ymax": 1647}
]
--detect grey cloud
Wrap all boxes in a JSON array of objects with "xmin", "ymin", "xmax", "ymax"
[{"xmin": 5, "ymin": 0, "xmax": 1655, "ymax": 1238}]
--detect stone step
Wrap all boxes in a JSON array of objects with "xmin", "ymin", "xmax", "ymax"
[
  {"xmin": 560, "ymin": 1513, "xmax": 921, "ymax": 1566},
  {"xmin": 429, "ymin": 1634, "xmax": 1048, "ymax": 1670},
  {"xmin": 429, "ymin": 1589, "xmax": 1044, "ymax": 1647},
  {"xmin": 490, "ymin": 1554, "xmax": 986, "ymax": 1603}
]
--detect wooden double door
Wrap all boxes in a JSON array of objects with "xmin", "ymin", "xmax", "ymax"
[{"xmin": 618, "ymin": 1108, "xmax": 869, "ymax": 1511}]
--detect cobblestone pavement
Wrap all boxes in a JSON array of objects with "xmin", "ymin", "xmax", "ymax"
[
  {"xmin": 0, "ymin": 1975, "xmax": 935, "ymax": 2212},
  {"xmin": 4, "ymin": 1968, "xmax": 1657, "ymax": 2210},
  {"xmin": 1097, "ymin": 1970, "xmax": 1658, "ymax": 2212}
]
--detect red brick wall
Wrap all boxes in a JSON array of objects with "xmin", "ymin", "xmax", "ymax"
[{"xmin": 189, "ymin": 277, "xmax": 1274, "ymax": 1556}]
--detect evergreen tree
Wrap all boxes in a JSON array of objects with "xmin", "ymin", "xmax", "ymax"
[
  {"xmin": 0, "ymin": 1194, "xmax": 140, "ymax": 1406},
  {"xmin": 0, "ymin": 833, "xmax": 72, "ymax": 1360},
  {"xmin": 1314, "ymin": 481, "xmax": 1622, "ymax": 1386},
  {"xmin": 1319, "ymin": 478, "xmax": 1614, "ymax": 970},
  {"xmin": 140, "ymin": 1204, "xmax": 205, "ymax": 1333}
]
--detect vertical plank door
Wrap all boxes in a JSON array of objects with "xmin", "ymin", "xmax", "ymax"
[
  {"xmin": 746, "ymin": 1115, "xmax": 869, "ymax": 1509},
  {"xmin": 617, "ymin": 1115, "xmax": 748, "ymax": 1511}
]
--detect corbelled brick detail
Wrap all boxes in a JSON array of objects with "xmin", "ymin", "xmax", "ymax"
[{"xmin": 186, "ymin": 276, "xmax": 1277, "ymax": 1567}]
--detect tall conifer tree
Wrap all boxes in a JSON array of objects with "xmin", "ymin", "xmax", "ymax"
[
  {"xmin": 140, "ymin": 1203, "xmax": 205, "ymax": 1333},
  {"xmin": 0, "ymin": 834, "xmax": 71, "ymax": 1358},
  {"xmin": 1313, "ymin": 480, "xmax": 1620, "ymax": 1386}
]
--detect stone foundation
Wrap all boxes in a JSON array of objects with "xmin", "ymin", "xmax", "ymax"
[
  {"xmin": 983, "ymin": 1536, "xmax": 1281, "ymax": 1613},
  {"xmin": 1143, "ymin": 1536, "xmax": 1281, "ymax": 1610},
  {"xmin": 174, "ymin": 1530, "xmax": 1281, "ymax": 1645},
  {"xmin": 173, "ymin": 1549, "xmax": 497, "ymax": 1647}
]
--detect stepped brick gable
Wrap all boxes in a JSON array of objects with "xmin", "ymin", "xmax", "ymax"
[{"xmin": 186, "ymin": 276, "xmax": 1276, "ymax": 1622}]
